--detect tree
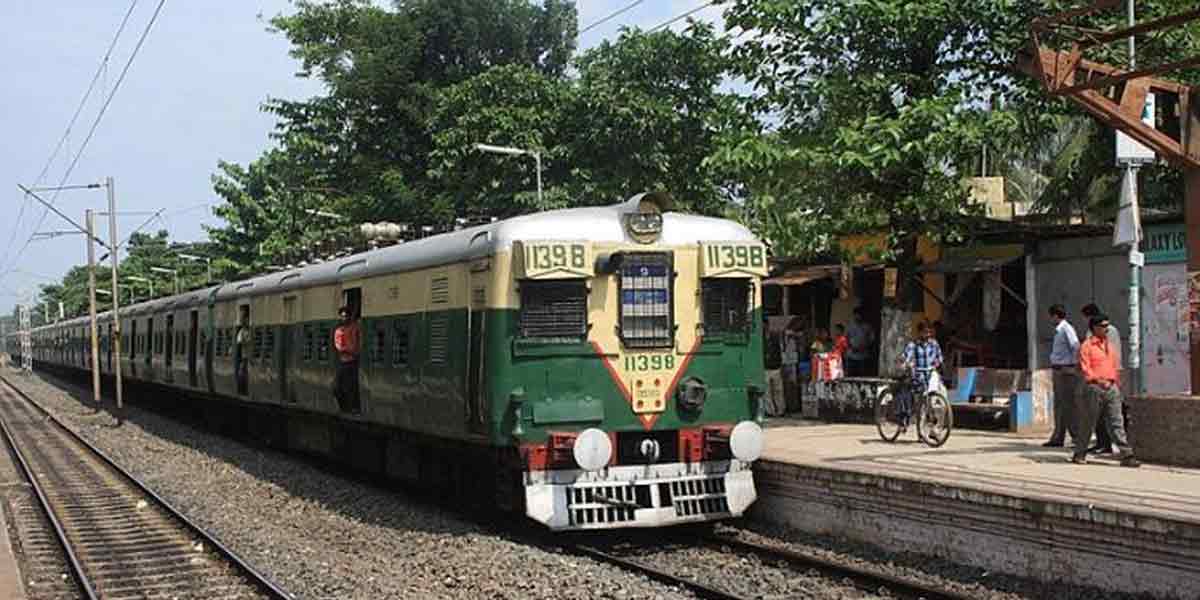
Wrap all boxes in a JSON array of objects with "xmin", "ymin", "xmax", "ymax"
[
  {"xmin": 428, "ymin": 24, "xmax": 749, "ymax": 217},
  {"xmin": 711, "ymin": 0, "xmax": 1200, "ymax": 268}
]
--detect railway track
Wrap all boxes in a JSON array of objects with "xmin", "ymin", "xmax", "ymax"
[
  {"xmin": 701, "ymin": 531, "xmax": 977, "ymax": 600},
  {"xmin": 0, "ymin": 376, "xmax": 291, "ymax": 600},
  {"xmin": 559, "ymin": 528, "xmax": 977, "ymax": 600}
]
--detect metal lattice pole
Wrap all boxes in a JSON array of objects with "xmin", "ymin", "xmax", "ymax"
[{"xmin": 19, "ymin": 303, "xmax": 31, "ymax": 374}]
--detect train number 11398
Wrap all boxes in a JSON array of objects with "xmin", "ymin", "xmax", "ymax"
[{"xmin": 704, "ymin": 244, "xmax": 766, "ymax": 271}]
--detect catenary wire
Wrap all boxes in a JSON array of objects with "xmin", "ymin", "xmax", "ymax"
[
  {"xmin": 0, "ymin": 1, "xmax": 141, "ymax": 288},
  {"xmin": 0, "ymin": 0, "xmax": 168, "ymax": 292},
  {"xmin": 649, "ymin": 1, "xmax": 717, "ymax": 32},
  {"xmin": 579, "ymin": 0, "xmax": 645, "ymax": 35}
]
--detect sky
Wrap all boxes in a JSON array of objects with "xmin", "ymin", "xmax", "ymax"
[{"xmin": 0, "ymin": 0, "xmax": 725, "ymax": 314}]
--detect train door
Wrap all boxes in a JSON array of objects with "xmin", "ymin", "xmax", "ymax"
[
  {"xmin": 334, "ymin": 287, "xmax": 362, "ymax": 414},
  {"xmin": 129, "ymin": 319, "xmax": 138, "ymax": 377},
  {"xmin": 466, "ymin": 265, "xmax": 486, "ymax": 433},
  {"xmin": 281, "ymin": 296, "xmax": 297, "ymax": 403},
  {"xmin": 235, "ymin": 304, "xmax": 250, "ymax": 395},
  {"xmin": 106, "ymin": 323, "xmax": 113, "ymax": 373},
  {"xmin": 164, "ymin": 314, "xmax": 175, "ymax": 382},
  {"xmin": 188, "ymin": 310, "xmax": 199, "ymax": 388},
  {"xmin": 144, "ymin": 317, "xmax": 154, "ymax": 377},
  {"xmin": 204, "ymin": 304, "xmax": 215, "ymax": 393}
]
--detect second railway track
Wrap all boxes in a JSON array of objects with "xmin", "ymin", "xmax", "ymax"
[{"xmin": 0, "ymin": 375, "xmax": 290, "ymax": 600}]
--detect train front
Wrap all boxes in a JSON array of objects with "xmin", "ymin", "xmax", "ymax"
[{"xmin": 499, "ymin": 193, "xmax": 767, "ymax": 530}]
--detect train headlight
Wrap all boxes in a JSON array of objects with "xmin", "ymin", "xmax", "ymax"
[
  {"xmin": 573, "ymin": 428, "xmax": 612, "ymax": 471},
  {"xmin": 729, "ymin": 421, "xmax": 763, "ymax": 462}
]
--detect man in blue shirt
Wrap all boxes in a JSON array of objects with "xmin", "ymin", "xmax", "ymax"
[
  {"xmin": 1044, "ymin": 304, "xmax": 1081, "ymax": 447},
  {"xmin": 899, "ymin": 320, "xmax": 943, "ymax": 429}
]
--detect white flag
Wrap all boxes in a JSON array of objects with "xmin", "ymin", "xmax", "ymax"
[{"xmin": 1113, "ymin": 169, "xmax": 1141, "ymax": 247}]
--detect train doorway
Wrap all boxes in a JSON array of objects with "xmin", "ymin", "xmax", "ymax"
[
  {"xmin": 165, "ymin": 314, "xmax": 175, "ymax": 382},
  {"xmin": 235, "ymin": 304, "xmax": 250, "ymax": 395},
  {"xmin": 281, "ymin": 296, "xmax": 297, "ymax": 403},
  {"xmin": 188, "ymin": 310, "xmax": 199, "ymax": 388},
  {"xmin": 336, "ymin": 287, "xmax": 362, "ymax": 414}
]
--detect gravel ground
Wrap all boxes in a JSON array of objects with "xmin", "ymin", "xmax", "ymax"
[
  {"xmin": 5, "ymin": 371, "xmax": 700, "ymax": 600},
  {"xmin": 3, "ymin": 370, "xmax": 1154, "ymax": 600},
  {"xmin": 721, "ymin": 520, "xmax": 1156, "ymax": 600}
]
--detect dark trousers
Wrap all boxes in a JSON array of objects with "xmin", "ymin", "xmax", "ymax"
[
  {"xmin": 335, "ymin": 360, "xmax": 360, "ymax": 413},
  {"xmin": 1048, "ymin": 367, "xmax": 1080, "ymax": 444}
]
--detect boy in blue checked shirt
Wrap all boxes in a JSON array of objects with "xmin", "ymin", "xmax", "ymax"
[{"xmin": 898, "ymin": 320, "xmax": 944, "ymax": 429}]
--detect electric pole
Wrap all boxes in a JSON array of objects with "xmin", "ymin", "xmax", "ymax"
[{"xmin": 86, "ymin": 209, "xmax": 101, "ymax": 406}]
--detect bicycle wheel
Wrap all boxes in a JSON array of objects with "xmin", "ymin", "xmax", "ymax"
[
  {"xmin": 874, "ymin": 386, "xmax": 902, "ymax": 442},
  {"xmin": 917, "ymin": 392, "xmax": 953, "ymax": 448}
]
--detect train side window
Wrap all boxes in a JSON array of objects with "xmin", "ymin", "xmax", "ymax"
[
  {"xmin": 263, "ymin": 328, "xmax": 274, "ymax": 361},
  {"xmin": 317, "ymin": 325, "xmax": 330, "ymax": 361},
  {"xmin": 518, "ymin": 280, "xmax": 588, "ymax": 342},
  {"xmin": 392, "ymin": 321, "xmax": 409, "ymax": 367},
  {"xmin": 302, "ymin": 325, "xmax": 314, "ymax": 362},
  {"xmin": 701, "ymin": 278, "xmax": 752, "ymax": 336},
  {"xmin": 371, "ymin": 322, "xmax": 387, "ymax": 366},
  {"xmin": 252, "ymin": 327, "xmax": 263, "ymax": 359}
]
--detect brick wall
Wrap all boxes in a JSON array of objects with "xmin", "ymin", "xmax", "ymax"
[{"xmin": 1129, "ymin": 395, "xmax": 1200, "ymax": 468}]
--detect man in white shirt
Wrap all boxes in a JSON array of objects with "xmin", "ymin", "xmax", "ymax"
[{"xmin": 1044, "ymin": 304, "xmax": 1081, "ymax": 447}]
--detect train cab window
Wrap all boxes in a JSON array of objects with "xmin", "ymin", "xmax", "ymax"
[
  {"xmin": 392, "ymin": 321, "xmax": 409, "ymax": 367},
  {"xmin": 518, "ymin": 280, "xmax": 588, "ymax": 342},
  {"xmin": 617, "ymin": 252, "xmax": 674, "ymax": 348},
  {"xmin": 701, "ymin": 279, "xmax": 752, "ymax": 336}
]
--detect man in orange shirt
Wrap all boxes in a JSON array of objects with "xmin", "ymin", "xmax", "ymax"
[
  {"xmin": 1075, "ymin": 314, "xmax": 1139, "ymax": 467},
  {"xmin": 333, "ymin": 306, "xmax": 361, "ymax": 414}
]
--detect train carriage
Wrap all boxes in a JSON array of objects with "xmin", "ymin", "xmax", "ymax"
[{"xmin": 19, "ymin": 193, "xmax": 768, "ymax": 530}]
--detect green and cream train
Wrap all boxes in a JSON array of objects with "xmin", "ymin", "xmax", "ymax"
[{"xmin": 18, "ymin": 193, "xmax": 768, "ymax": 530}]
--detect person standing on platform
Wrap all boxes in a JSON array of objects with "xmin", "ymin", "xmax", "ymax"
[
  {"xmin": 846, "ymin": 309, "xmax": 875, "ymax": 377},
  {"xmin": 1081, "ymin": 304, "xmax": 1122, "ymax": 454},
  {"xmin": 1043, "ymin": 304, "xmax": 1081, "ymax": 448},
  {"xmin": 832, "ymin": 324, "xmax": 850, "ymax": 357},
  {"xmin": 333, "ymin": 306, "xmax": 362, "ymax": 414},
  {"xmin": 1075, "ymin": 314, "xmax": 1140, "ymax": 467}
]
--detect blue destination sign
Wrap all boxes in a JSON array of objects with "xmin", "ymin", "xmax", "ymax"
[{"xmin": 1139, "ymin": 224, "xmax": 1187, "ymax": 264}]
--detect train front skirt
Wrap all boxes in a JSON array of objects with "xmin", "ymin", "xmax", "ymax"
[{"xmin": 525, "ymin": 460, "xmax": 756, "ymax": 530}]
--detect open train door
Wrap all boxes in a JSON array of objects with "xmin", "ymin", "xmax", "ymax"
[
  {"xmin": 188, "ymin": 310, "xmax": 199, "ymax": 388},
  {"xmin": 465, "ymin": 246, "xmax": 490, "ymax": 435},
  {"xmin": 281, "ymin": 296, "xmax": 298, "ymax": 403}
]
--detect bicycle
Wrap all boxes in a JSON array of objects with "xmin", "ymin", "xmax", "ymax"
[{"xmin": 874, "ymin": 367, "xmax": 953, "ymax": 447}]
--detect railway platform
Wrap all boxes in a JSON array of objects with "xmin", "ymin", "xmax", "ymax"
[
  {"xmin": 752, "ymin": 420, "xmax": 1200, "ymax": 599},
  {"xmin": 0, "ymin": 437, "xmax": 28, "ymax": 600}
]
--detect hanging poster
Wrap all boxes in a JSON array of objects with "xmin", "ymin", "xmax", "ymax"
[
  {"xmin": 1190, "ymin": 271, "xmax": 1200, "ymax": 339},
  {"xmin": 883, "ymin": 268, "xmax": 897, "ymax": 298}
]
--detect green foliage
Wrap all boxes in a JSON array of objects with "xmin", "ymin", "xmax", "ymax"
[{"xmin": 713, "ymin": 0, "xmax": 1200, "ymax": 262}]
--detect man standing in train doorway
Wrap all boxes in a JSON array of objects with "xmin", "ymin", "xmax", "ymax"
[{"xmin": 333, "ymin": 306, "xmax": 361, "ymax": 414}]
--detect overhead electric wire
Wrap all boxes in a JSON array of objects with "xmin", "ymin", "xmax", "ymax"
[
  {"xmin": 579, "ymin": 0, "xmax": 645, "ymax": 35},
  {"xmin": 0, "ymin": 1, "xmax": 141, "ymax": 287},
  {"xmin": 649, "ymin": 1, "xmax": 717, "ymax": 32},
  {"xmin": 0, "ymin": 0, "xmax": 167, "ymax": 290}
]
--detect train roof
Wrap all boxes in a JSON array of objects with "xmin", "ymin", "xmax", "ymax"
[
  {"xmin": 30, "ymin": 197, "xmax": 760, "ymax": 329},
  {"xmin": 212, "ymin": 197, "xmax": 757, "ymax": 302}
]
